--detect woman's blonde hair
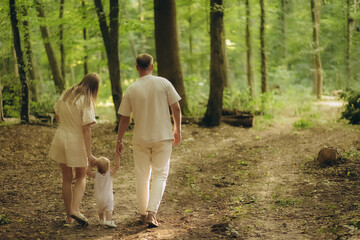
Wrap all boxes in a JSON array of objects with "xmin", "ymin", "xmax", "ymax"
[
  {"xmin": 96, "ymin": 157, "xmax": 110, "ymax": 174},
  {"xmin": 62, "ymin": 73, "xmax": 100, "ymax": 106}
]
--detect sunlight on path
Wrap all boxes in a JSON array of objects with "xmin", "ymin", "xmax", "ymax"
[{"xmin": 315, "ymin": 96, "xmax": 344, "ymax": 108}]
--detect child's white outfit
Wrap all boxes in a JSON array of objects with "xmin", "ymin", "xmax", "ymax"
[
  {"xmin": 94, "ymin": 171, "xmax": 116, "ymax": 228},
  {"xmin": 94, "ymin": 171, "xmax": 114, "ymax": 213}
]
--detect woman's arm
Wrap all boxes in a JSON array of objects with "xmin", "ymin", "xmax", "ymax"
[{"xmin": 82, "ymin": 123, "xmax": 96, "ymax": 165}]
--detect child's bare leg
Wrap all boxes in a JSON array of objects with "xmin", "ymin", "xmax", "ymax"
[
  {"xmin": 99, "ymin": 212, "xmax": 104, "ymax": 221},
  {"xmin": 105, "ymin": 211, "xmax": 113, "ymax": 221}
]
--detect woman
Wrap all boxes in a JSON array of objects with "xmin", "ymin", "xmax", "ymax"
[{"xmin": 49, "ymin": 73, "xmax": 100, "ymax": 227}]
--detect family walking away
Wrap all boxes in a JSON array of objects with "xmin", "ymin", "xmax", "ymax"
[{"xmin": 48, "ymin": 53, "xmax": 182, "ymax": 229}]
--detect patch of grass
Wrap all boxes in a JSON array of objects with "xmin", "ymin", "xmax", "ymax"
[
  {"xmin": 230, "ymin": 205, "xmax": 248, "ymax": 218},
  {"xmin": 201, "ymin": 193, "xmax": 212, "ymax": 201},
  {"xmin": 294, "ymin": 104, "xmax": 313, "ymax": 116},
  {"xmin": 184, "ymin": 209, "xmax": 193, "ymax": 213},
  {"xmin": 293, "ymin": 118, "xmax": 313, "ymax": 129},
  {"xmin": 0, "ymin": 214, "xmax": 10, "ymax": 225},
  {"xmin": 206, "ymin": 150, "xmax": 219, "ymax": 159},
  {"xmin": 185, "ymin": 173, "xmax": 197, "ymax": 189},
  {"xmin": 0, "ymin": 119, "xmax": 20, "ymax": 126},
  {"xmin": 342, "ymin": 148, "xmax": 360, "ymax": 159},
  {"xmin": 237, "ymin": 160, "xmax": 248, "ymax": 166},
  {"xmin": 167, "ymin": 193, "xmax": 178, "ymax": 202},
  {"xmin": 350, "ymin": 220, "xmax": 360, "ymax": 229},
  {"xmin": 275, "ymin": 198, "xmax": 300, "ymax": 207}
]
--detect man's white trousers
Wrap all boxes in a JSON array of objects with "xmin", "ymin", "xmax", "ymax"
[{"xmin": 133, "ymin": 140, "xmax": 172, "ymax": 214}]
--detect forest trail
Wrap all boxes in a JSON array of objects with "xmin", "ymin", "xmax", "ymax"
[{"xmin": 1, "ymin": 99, "xmax": 360, "ymax": 239}]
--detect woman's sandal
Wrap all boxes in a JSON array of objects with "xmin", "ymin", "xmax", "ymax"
[{"xmin": 70, "ymin": 213, "xmax": 89, "ymax": 228}]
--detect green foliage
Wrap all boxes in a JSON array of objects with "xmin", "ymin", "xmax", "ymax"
[
  {"xmin": 223, "ymin": 87, "xmax": 279, "ymax": 117},
  {"xmin": 0, "ymin": 214, "xmax": 10, "ymax": 225},
  {"xmin": 340, "ymin": 90, "xmax": 360, "ymax": 124},
  {"xmin": 30, "ymin": 94, "xmax": 57, "ymax": 115},
  {"xmin": 342, "ymin": 148, "xmax": 360, "ymax": 160},
  {"xmin": 1, "ymin": 0, "xmax": 360, "ymax": 121},
  {"xmin": 183, "ymin": 75, "xmax": 208, "ymax": 118},
  {"xmin": 293, "ymin": 118, "xmax": 313, "ymax": 129},
  {"xmin": 350, "ymin": 220, "xmax": 360, "ymax": 229},
  {"xmin": 2, "ymin": 74, "xmax": 20, "ymax": 118},
  {"xmin": 238, "ymin": 160, "xmax": 248, "ymax": 166},
  {"xmin": 275, "ymin": 198, "xmax": 300, "ymax": 207}
]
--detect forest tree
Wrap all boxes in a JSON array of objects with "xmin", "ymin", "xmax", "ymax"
[
  {"xmin": 34, "ymin": 0, "xmax": 65, "ymax": 94},
  {"xmin": 311, "ymin": 0, "xmax": 323, "ymax": 99},
  {"xmin": 10, "ymin": 0, "xmax": 29, "ymax": 123},
  {"xmin": 154, "ymin": 0, "xmax": 190, "ymax": 115},
  {"xmin": 203, "ymin": 0, "xmax": 228, "ymax": 126},
  {"xmin": 94, "ymin": 0, "xmax": 122, "ymax": 120}
]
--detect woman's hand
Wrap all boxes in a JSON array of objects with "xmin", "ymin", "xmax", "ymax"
[{"xmin": 88, "ymin": 154, "xmax": 96, "ymax": 166}]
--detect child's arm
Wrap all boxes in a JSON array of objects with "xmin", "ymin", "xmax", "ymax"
[
  {"xmin": 86, "ymin": 161, "xmax": 96, "ymax": 178},
  {"xmin": 110, "ymin": 153, "xmax": 120, "ymax": 177}
]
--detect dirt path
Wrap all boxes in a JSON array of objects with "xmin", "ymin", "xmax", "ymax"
[{"xmin": 1, "ymin": 100, "xmax": 360, "ymax": 239}]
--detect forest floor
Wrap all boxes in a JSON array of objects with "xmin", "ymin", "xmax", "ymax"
[{"xmin": 1, "ymin": 96, "xmax": 360, "ymax": 240}]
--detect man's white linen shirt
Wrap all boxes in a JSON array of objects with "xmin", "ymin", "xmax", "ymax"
[{"xmin": 118, "ymin": 75, "xmax": 181, "ymax": 145}]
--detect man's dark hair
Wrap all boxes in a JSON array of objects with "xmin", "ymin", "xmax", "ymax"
[{"xmin": 136, "ymin": 53, "xmax": 153, "ymax": 69}]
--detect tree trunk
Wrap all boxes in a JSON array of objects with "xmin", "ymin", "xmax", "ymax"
[
  {"xmin": 246, "ymin": 0, "xmax": 255, "ymax": 97},
  {"xmin": 0, "ymin": 74, "xmax": 4, "ymax": 123},
  {"xmin": 34, "ymin": 0, "xmax": 64, "ymax": 94},
  {"xmin": 22, "ymin": 5, "xmax": 39, "ymax": 102},
  {"xmin": 260, "ymin": 0, "xmax": 267, "ymax": 93},
  {"xmin": 202, "ymin": 0, "xmax": 227, "ymax": 127},
  {"xmin": 154, "ymin": 0, "xmax": 190, "ymax": 115},
  {"xmin": 94, "ymin": 0, "xmax": 122, "ymax": 121},
  {"xmin": 59, "ymin": 0, "xmax": 66, "ymax": 82},
  {"xmin": 10, "ymin": 0, "xmax": 30, "ymax": 123},
  {"xmin": 187, "ymin": 0, "xmax": 193, "ymax": 74},
  {"xmin": 346, "ymin": 0, "xmax": 357, "ymax": 88},
  {"xmin": 311, "ymin": 0, "xmax": 323, "ymax": 99},
  {"xmin": 11, "ymin": 46, "xmax": 19, "ymax": 79},
  {"xmin": 280, "ymin": 0, "xmax": 289, "ymax": 68},
  {"xmin": 82, "ymin": 0, "xmax": 88, "ymax": 75}
]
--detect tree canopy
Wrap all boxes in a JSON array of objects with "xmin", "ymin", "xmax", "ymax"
[{"xmin": 0, "ymin": 0, "xmax": 359, "ymax": 123}]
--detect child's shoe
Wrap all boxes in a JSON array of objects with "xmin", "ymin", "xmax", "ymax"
[{"xmin": 104, "ymin": 220, "xmax": 117, "ymax": 228}]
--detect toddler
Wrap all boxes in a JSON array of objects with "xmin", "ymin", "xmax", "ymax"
[{"xmin": 87, "ymin": 154, "xmax": 120, "ymax": 228}]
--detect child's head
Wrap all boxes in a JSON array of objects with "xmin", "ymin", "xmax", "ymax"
[{"xmin": 96, "ymin": 157, "xmax": 110, "ymax": 174}]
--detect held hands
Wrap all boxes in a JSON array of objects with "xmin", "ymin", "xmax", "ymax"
[{"xmin": 88, "ymin": 154, "xmax": 96, "ymax": 167}]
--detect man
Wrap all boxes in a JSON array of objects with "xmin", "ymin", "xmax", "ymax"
[{"xmin": 116, "ymin": 53, "xmax": 182, "ymax": 227}]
